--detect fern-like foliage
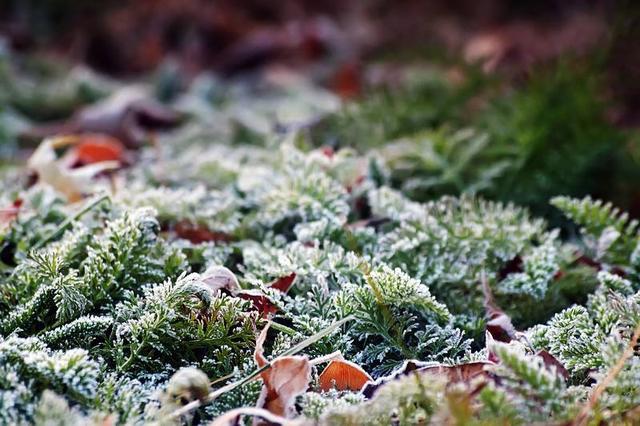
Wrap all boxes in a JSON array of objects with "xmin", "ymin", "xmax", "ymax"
[
  {"xmin": 335, "ymin": 264, "xmax": 470, "ymax": 375},
  {"xmin": 1, "ymin": 207, "xmax": 183, "ymax": 336},
  {"xmin": 242, "ymin": 144, "xmax": 351, "ymax": 238},
  {"xmin": 2, "ymin": 56, "xmax": 640, "ymax": 425},
  {"xmin": 366, "ymin": 186, "xmax": 552, "ymax": 332},
  {"xmin": 116, "ymin": 184, "xmax": 242, "ymax": 236},
  {"xmin": 529, "ymin": 271, "xmax": 640, "ymax": 379},
  {"xmin": 112, "ymin": 272, "xmax": 259, "ymax": 376},
  {"xmin": 552, "ymin": 196, "xmax": 640, "ymax": 264},
  {"xmin": 0, "ymin": 336, "xmax": 100, "ymax": 424},
  {"xmin": 488, "ymin": 341, "xmax": 568, "ymax": 420}
]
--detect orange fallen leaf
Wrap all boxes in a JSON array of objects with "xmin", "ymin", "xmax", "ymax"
[
  {"xmin": 73, "ymin": 134, "xmax": 125, "ymax": 165},
  {"xmin": 318, "ymin": 359, "xmax": 372, "ymax": 392},
  {"xmin": 254, "ymin": 324, "xmax": 311, "ymax": 424}
]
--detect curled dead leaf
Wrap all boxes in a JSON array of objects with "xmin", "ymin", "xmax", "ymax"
[
  {"xmin": 482, "ymin": 272, "xmax": 517, "ymax": 343},
  {"xmin": 420, "ymin": 362, "xmax": 492, "ymax": 384},
  {"xmin": 197, "ymin": 267, "xmax": 295, "ymax": 317},
  {"xmin": 27, "ymin": 136, "xmax": 119, "ymax": 202},
  {"xmin": 200, "ymin": 265, "xmax": 240, "ymax": 295},
  {"xmin": 361, "ymin": 359, "xmax": 430, "ymax": 398},
  {"xmin": 318, "ymin": 359, "xmax": 372, "ymax": 392},
  {"xmin": 254, "ymin": 324, "xmax": 311, "ymax": 425},
  {"xmin": 362, "ymin": 359, "xmax": 494, "ymax": 400}
]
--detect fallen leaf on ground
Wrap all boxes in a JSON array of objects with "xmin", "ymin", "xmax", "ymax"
[
  {"xmin": 27, "ymin": 136, "xmax": 119, "ymax": 202},
  {"xmin": 362, "ymin": 359, "xmax": 493, "ymax": 400},
  {"xmin": 267, "ymin": 273, "xmax": 297, "ymax": 293},
  {"xmin": 536, "ymin": 349, "xmax": 569, "ymax": 380},
  {"xmin": 420, "ymin": 362, "xmax": 492, "ymax": 384},
  {"xmin": 71, "ymin": 134, "xmax": 126, "ymax": 165},
  {"xmin": 254, "ymin": 323, "xmax": 311, "ymax": 424},
  {"xmin": 239, "ymin": 273, "xmax": 297, "ymax": 317},
  {"xmin": 361, "ymin": 359, "xmax": 430, "ymax": 398},
  {"xmin": 318, "ymin": 359, "xmax": 372, "ymax": 392},
  {"xmin": 482, "ymin": 272, "xmax": 517, "ymax": 343},
  {"xmin": 198, "ymin": 266, "xmax": 296, "ymax": 316},
  {"xmin": 200, "ymin": 265, "xmax": 240, "ymax": 294}
]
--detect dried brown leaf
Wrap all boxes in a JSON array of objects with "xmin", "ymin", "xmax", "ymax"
[
  {"xmin": 482, "ymin": 272, "xmax": 517, "ymax": 343},
  {"xmin": 253, "ymin": 324, "xmax": 311, "ymax": 425}
]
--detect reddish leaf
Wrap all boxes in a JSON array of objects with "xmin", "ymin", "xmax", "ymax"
[
  {"xmin": 420, "ymin": 362, "xmax": 493, "ymax": 386},
  {"xmin": 239, "ymin": 273, "xmax": 297, "ymax": 317},
  {"xmin": 536, "ymin": 350, "xmax": 569, "ymax": 381},
  {"xmin": 269, "ymin": 273, "xmax": 297, "ymax": 293},
  {"xmin": 331, "ymin": 62, "xmax": 361, "ymax": 99},
  {"xmin": 72, "ymin": 134, "xmax": 125, "ymax": 165},
  {"xmin": 0, "ymin": 198, "xmax": 23, "ymax": 227},
  {"xmin": 362, "ymin": 360, "xmax": 493, "ymax": 399},
  {"xmin": 318, "ymin": 359, "xmax": 372, "ymax": 392},
  {"xmin": 240, "ymin": 290, "xmax": 279, "ymax": 317},
  {"xmin": 361, "ymin": 359, "xmax": 429, "ymax": 398},
  {"xmin": 174, "ymin": 220, "xmax": 233, "ymax": 244}
]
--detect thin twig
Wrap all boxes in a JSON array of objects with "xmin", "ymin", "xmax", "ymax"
[
  {"xmin": 165, "ymin": 315, "xmax": 353, "ymax": 421},
  {"xmin": 574, "ymin": 322, "xmax": 640, "ymax": 426},
  {"xmin": 309, "ymin": 350, "xmax": 343, "ymax": 366},
  {"xmin": 32, "ymin": 194, "xmax": 111, "ymax": 250}
]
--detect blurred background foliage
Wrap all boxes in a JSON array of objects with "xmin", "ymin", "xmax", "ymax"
[{"xmin": 1, "ymin": 0, "xmax": 640, "ymax": 223}]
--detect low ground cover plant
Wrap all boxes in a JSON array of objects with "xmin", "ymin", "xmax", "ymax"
[{"xmin": 1, "ymin": 53, "xmax": 640, "ymax": 425}]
